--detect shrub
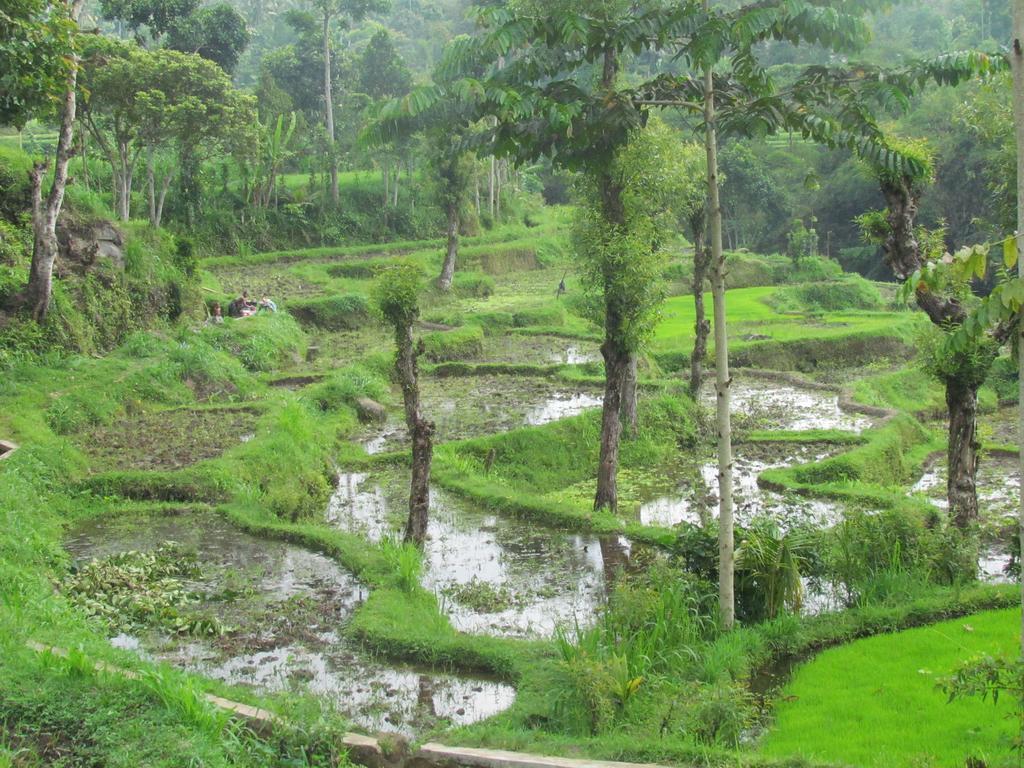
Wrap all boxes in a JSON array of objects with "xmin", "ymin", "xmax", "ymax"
[
  {"xmin": 309, "ymin": 364, "xmax": 390, "ymax": 411},
  {"xmin": 420, "ymin": 325, "xmax": 485, "ymax": 362},
  {"xmin": 287, "ymin": 294, "xmax": 371, "ymax": 331}
]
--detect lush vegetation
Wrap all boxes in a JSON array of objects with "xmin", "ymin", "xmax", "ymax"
[{"xmin": 1, "ymin": 0, "xmax": 1022, "ymax": 766}]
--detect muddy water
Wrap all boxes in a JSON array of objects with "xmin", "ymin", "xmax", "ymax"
[
  {"xmin": 328, "ymin": 469, "xmax": 636, "ymax": 637},
  {"xmin": 701, "ymin": 379, "xmax": 871, "ymax": 433},
  {"xmin": 636, "ymin": 442, "xmax": 844, "ymax": 530},
  {"xmin": 482, "ymin": 335, "xmax": 602, "ymax": 366},
  {"xmin": 360, "ymin": 375, "xmax": 602, "ymax": 454},
  {"xmin": 65, "ymin": 511, "xmax": 515, "ymax": 735},
  {"xmin": 911, "ymin": 453, "xmax": 1017, "ymax": 582}
]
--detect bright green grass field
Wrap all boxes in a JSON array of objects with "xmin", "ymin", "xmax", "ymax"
[
  {"xmin": 760, "ymin": 609, "xmax": 1019, "ymax": 767},
  {"xmin": 652, "ymin": 286, "xmax": 919, "ymax": 352}
]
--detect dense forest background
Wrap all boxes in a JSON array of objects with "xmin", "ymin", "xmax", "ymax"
[{"xmin": 0, "ymin": 0, "xmax": 1016, "ymax": 276}]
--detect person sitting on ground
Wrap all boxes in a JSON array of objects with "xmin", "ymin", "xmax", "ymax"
[
  {"xmin": 232, "ymin": 291, "xmax": 258, "ymax": 318},
  {"xmin": 208, "ymin": 302, "xmax": 224, "ymax": 324},
  {"xmin": 258, "ymin": 295, "xmax": 277, "ymax": 313},
  {"xmin": 227, "ymin": 295, "xmax": 246, "ymax": 317}
]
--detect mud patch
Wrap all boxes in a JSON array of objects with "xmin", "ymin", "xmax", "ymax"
[
  {"xmin": 77, "ymin": 407, "xmax": 261, "ymax": 472},
  {"xmin": 65, "ymin": 511, "xmax": 515, "ymax": 736}
]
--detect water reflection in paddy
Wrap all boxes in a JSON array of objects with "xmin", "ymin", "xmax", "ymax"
[
  {"xmin": 360, "ymin": 375, "xmax": 602, "ymax": 454},
  {"xmin": 65, "ymin": 511, "xmax": 515, "ymax": 736},
  {"xmin": 637, "ymin": 442, "xmax": 843, "ymax": 530},
  {"xmin": 328, "ymin": 469, "xmax": 638, "ymax": 637},
  {"xmin": 701, "ymin": 379, "xmax": 872, "ymax": 433}
]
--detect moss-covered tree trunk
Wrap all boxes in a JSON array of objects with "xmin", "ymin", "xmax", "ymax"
[
  {"xmin": 23, "ymin": 0, "xmax": 84, "ymax": 322},
  {"xmin": 620, "ymin": 353, "xmax": 638, "ymax": 438},
  {"xmin": 595, "ymin": 326, "xmax": 628, "ymax": 513},
  {"xmin": 946, "ymin": 378, "xmax": 980, "ymax": 528},
  {"xmin": 689, "ymin": 215, "xmax": 711, "ymax": 396},
  {"xmin": 880, "ymin": 178, "xmax": 979, "ymax": 527},
  {"xmin": 395, "ymin": 325, "xmax": 434, "ymax": 545}
]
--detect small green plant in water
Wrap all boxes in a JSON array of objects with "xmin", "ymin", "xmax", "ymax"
[
  {"xmin": 380, "ymin": 536, "xmax": 423, "ymax": 593},
  {"xmin": 62, "ymin": 543, "xmax": 225, "ymax": 636}
]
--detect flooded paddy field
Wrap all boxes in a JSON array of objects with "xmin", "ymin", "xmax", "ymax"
[
  {"xmin": 359, "ymin": 374, "xmax": 603, "ymax": 454},
  {"xmin": 633, "ymin": 442, "xmax": 845, "ymax": 530},
  {"xmin": 702, "ymin": 378, "xmax": 872, "ymax": 433},
  {"xmin": 481, "ymin": 334, "xmax": 601, "ymax": 366},
  {"xmin": 65, "ymin": 510, "xmax": 515, "ymax": 735},
  {"xmin": 328, "ymin": 468, "xmax": 644, "ymax": 637}
]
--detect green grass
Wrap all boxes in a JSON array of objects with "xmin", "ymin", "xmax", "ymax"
[
  {"xmin": 761, "ymin": 608, "xmax": 1021, "ymax": 768},
  {"xmin": 651, "ymin": 286, "xmax": 922, "ymax": 371}
]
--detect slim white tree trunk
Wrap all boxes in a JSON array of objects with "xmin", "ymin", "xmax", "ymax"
[
  {"xmin": 1011, "ymin": 0, "xmax": 1024, "ymax": 657},
  {"xmin": 704, "ymin": 49, "xmax": 735, "ymax": 630},
  {"xmin": 323, "ymin": 11, "xmax": 339, "ymax": 204},
  {"xmin": 24, "ymin": 0, "xmax": 85, "ymax": 321}
]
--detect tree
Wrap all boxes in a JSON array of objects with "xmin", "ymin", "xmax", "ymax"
[
  {"xmin": 1, "ymin": 0, "xmax": 85, "ymax": 322},
  {"xmin": 79, "ymin": 41, "xmax": 257, "ymax": 223},
  {"xmin": 859, "ymin": 140, "xmax": 994, "ymax": 528},
  {"xmin": 0, "ymin": 0, "xmax": 79, "ymax": 129},
  {"xmin": 165, "ymin": 3, "xmax": 251, "ymax": 74},
  {"xmin": 367, "ymin": 39, "xmax": 480, "ymax": 291},
  {"xmin": 309, "ymin": 0, "xmax": 390, "ymax": 204},
  {"xmin": 1013, "ymin": 0, "xmax": 1024, "ymax": 663},
  {"xmin": 98, "ymin": 0, "xmax": 199, "ymax": 39},
  {"xmin": 373, "ymin": 265, "xmax": 434, "ymax": 546}
]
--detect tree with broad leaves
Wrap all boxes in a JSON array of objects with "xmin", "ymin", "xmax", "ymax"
[{"xmin": 1, "ymin": 0, "xmax": 85, "ymax": 322}]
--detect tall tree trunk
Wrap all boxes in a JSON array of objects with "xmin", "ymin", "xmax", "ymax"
[
  {"xmin": 705, "ymin": 50, "xmax": 735, "ymax": 630},
  {"xmin": 155, "ymin": 172, "xmax": 172, "ymax": 228},
  {"xmin": 1010, "ymin": 0, "xmax": 1024, "ymax": 658},
  {"xmin": 595, "ymin": 337, "xmax": 628, "ymax": 513},
  {"xmin": 489, "ymin": 155, "xmax": 496, "ymax": 218},
  {"xmin": 620, "ymin": 352, "xmax": 638, "ymax": 438},
  {"xmin": 395, "ymin": 326, "xmax": 434, "ymax": 546},
  {"xmin": 23, "ymin": 0, "xmax": 84, "ymax": 322},
  {"xmin": 879, "ymin": 177, "xmax": 981, "ymax": 527},
  {"xmin": 323, "ymin": 11, "xmax": 339, "ymax": 205},
  {"xmin": 946, "ymin": 378, "xmax": 981, "ymax": 528},
  {"xmin": 689, "ymin": 216, "xmax": 711, "ymax": 397},
  {"xmin": 593, "ymin": 47, "xmax": 628, "ymax": 514},
  {"xmin": 393, "ymin": 167, "xmax": 400, "ymax": 207},
  {"xmin": 147, "ymin": 146, "xmax": 157, "ymax": 226},
  {"xmin": 437, "ymin": 202, "xmax": 459, "ymax": 291}
]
